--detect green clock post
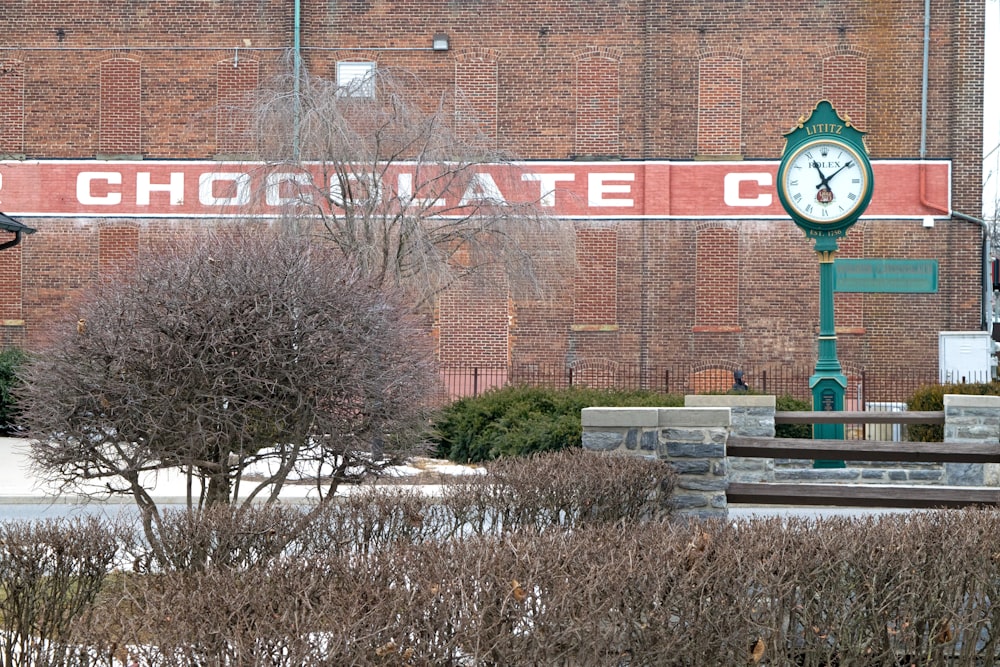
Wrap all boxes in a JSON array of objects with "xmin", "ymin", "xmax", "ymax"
[{"xmin": 777, "ymin": 101, "xmax": 874, "ymax": 467}]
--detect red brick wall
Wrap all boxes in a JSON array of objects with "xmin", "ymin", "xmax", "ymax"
[{"xmin": 0, "ymin": 0, "xmax": 985, "ymax": 388}]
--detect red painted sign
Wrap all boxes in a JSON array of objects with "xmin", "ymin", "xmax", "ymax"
[{"xmin": 0, "ymin": 159, "xmax": 951, "ymax": 220}]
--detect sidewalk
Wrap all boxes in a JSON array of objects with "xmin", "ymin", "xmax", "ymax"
[
  {"xmin": 0, "ymin": 437, "xmax": 60, "ymax": 503},
  {"xmin": 0, "ymin": 437, "xmax": 219, "ymax": 504},
  {"xmin": 0, "ymin": 438, "xmax": 482, "ymax": 505}
]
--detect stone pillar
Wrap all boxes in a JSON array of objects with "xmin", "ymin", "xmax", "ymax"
[
  {"xmin": 658, "ymin": 407, "xmax": 730, "ymax": 519},
  {"xmin": 580, "ymin": 406, "xmax": 730, "ymax": 519},
  {"xmin": 944, "ymin": 394, "xmax": 1000, "ymax": 486},
  {"xmin": 685, "ymin": 395, "xmax": 776, "ymax": 483}
]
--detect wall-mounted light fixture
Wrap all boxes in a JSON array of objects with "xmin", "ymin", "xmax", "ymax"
[
  {"xmin": 432, "ymin": 34, "xmax": 450, "ymax": 51},
  {"xmin": 922, "ymin": 216, "xmax": 935, "ymax": 229}
]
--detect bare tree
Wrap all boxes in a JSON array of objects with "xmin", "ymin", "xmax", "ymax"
[
  {"xmin": 249, "ymin": 65, "xmax": 572, "ymax": 308},
  {"xmin": 18, "ymin": 227, "xmax": 438, "ymax": 560}
]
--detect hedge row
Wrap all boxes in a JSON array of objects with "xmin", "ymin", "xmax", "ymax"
[
  {"xmin": 8, "ymin": 507, "xmax": 1000, "ymax": 666},
  {"xmin": 0, "ymin": 450, "xmax": 675, "ymax": 666}
]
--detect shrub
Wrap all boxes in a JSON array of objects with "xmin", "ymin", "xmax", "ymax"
[
  {"xmin": 0, "ymin": 347, "xmax": 26, "ymax": 434},
  {"xmin": 442, "ymin": 449, "xmax": 676, "ymax": 533},
  {"xmin": 0, "ymin": 516, "xmax": 127, "ymax": 666},
  {"xmin": 906, "ymin": 380, "xmax": 1000, "ymax": 441},
  {"xmin": 775, "ymin": 393, "xmax": 813, "ymax": 439},
  {"xmin": 429, "ymin": 385, "xmax": 684, "ymax": 462}
]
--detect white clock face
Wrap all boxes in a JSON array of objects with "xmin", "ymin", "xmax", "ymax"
[{"xmin": 781, "ymin": 140, "xmax": 869, "ymax": 224}]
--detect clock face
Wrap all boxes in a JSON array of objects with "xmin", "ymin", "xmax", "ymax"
[{"xmin": 780, "ymin": 139, "xmax": 870, "ymax": 225}]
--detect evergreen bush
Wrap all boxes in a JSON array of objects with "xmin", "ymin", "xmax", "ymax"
[
  {"xmin": 429, "ymin": 385, "xmax": 684, "ymax": 462},
  {"xmin": 775, "ymin": 393, "xmax": 813, "ymax": 439},
  {"xmin": 0, "ymin": 348, "xmax": 26, "ymax": 435},
  {"xmin": 905, "ymin": 380, "xmax": 1000, "ymax": 441}
]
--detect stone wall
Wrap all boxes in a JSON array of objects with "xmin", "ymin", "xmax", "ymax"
[{"xmin": 684, "ymin": 395, "xmax": 775, "ymax": 484}]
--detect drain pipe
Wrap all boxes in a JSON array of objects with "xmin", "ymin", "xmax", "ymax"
[
  {"xmin": 0, "ymin": 213, "xmax": 36, "ymax": 251},
  {"xmin": 952, "ymin": 212, "xmax": 993, "ymax": 331},
  {"xmin": 920, "ymin": 0, "xmax": 991, "ymax": 331},
  {"xmin": 920, "ymin": 0, "xmax": 930, "ymax": 158},
  {"xmin": 293, "ymin": 0, "xmax": 302, "ymax": 161}
]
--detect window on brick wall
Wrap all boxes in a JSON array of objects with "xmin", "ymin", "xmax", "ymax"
[
  {"xmin": 98, "ymin": 223, "xmax": 139, "ymax": 277},
  {"xmin": 575, "ymin": 55, "xmax": 621, "ymax": 157},
  {"xmin": 833, "ymin": 229, "xmax": 864, "ymax": 333},
  {"xmin": 336, "ymin": 61, "xmax": 376, "ymax": 98},
  {"xmin": 694, "ymin": 226, "xmax": 740, "ymax": 332},
  {"xmin": 100, "ymin": 58, "xmax": 141, "ymax": 156},
  {"xmin": 216, "ymin": 58, "xmax": 259, "ymax": 156},
  {"xmin": 697, "ymin": 55, "xmax": 743, "ymax": 157},
  {"xmin": 455, "ymin": 53, "xmax": 498, "ymax": 146},
  {"xmin": 823, "ymin": 53, "xmax": 867, "ymax": 130},
  {"xmin": 0, "ymin": 61, "xmax": 25, "ymax": 155},
  {"xmin": 0, "ymin": 245, "xmax": 24, "ymax": 325},
  {"xmin": 573, "ymin": 226, "xmax": 618, "ymax": 329}
]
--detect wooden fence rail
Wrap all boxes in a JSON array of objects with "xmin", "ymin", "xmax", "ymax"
[{"xmin": 726, "ymin": 410, "xmax": 1000, "ymax": 508}]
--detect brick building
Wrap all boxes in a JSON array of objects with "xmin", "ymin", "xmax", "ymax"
[{"xmin": 0, "ymin": 1, "xmax": 987, "ymax": 400}]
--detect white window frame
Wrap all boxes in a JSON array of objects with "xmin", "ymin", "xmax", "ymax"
[{"xmin": 336, "ymin": 61, "xmax": 376, "ymax": 98}]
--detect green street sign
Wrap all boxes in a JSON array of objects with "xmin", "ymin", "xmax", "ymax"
[{"xmin": 834, "ymin": 259, "xmax": 939, "ymax": 293}]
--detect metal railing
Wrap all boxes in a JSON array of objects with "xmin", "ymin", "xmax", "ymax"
[{"xmin": 438, "ymin": 363, "xmax": 994, "ymax": 408}]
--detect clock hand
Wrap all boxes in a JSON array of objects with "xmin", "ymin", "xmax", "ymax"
[
  {"xmin": 815, "ymin": 161, "xmax": 855, "ymax": 189},
  {"xmin": 811, "ymin": 161, "xmax": 831, "ymax": 190}
]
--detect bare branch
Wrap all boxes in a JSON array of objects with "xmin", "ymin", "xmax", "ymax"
[{"xmin": 249, "ymin": 66, "xmax": 574, "ymax": 307}]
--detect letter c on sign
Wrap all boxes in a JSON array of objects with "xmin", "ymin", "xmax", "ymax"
[
  {"xmin": 723, "ymin": 172, "xmax": 773, "ymax": 207},
  {"xmin": 77, "ymin": 172, "xmax": 123, "ymax": 206}
]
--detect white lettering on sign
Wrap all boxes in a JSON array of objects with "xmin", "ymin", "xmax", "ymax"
[
  {"xmin": 77, "ymin": 172, "xmax": 123, "ymax": 206},
  {"xmin": 723, "ymin": 172, "xmax": 773, "ymax": 207},
  {"xmin": 459, "ymin": 173, "xmax": 506, "ymax": 206},
  {"xmin": 265, "ymin": 172, "xmax": 312, "ymax": 207},
  {"xmin": 521, "ymin": 173, "xmax": 575, "ymax": 207},
  {"xmin": 397, "ymin": 173, "xmax": 443, "ymax": 208},
  {"xmin": 588, "ymin": 173, "xmax": 634, "ymax": 207},
  {"xmin": 330, "ymin": 173, "xmax": 382, "ymax": 207},
  {"xmin": 137, "ymin": 172, "xmax": 184, "ymax": 206},
  {"xmin": 14, "ymin": 159, "xmax": 942, "ymax": 219},
  {"xmin": 199, "ymin": 172, "xmax": 251, "ymax": 207}
]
